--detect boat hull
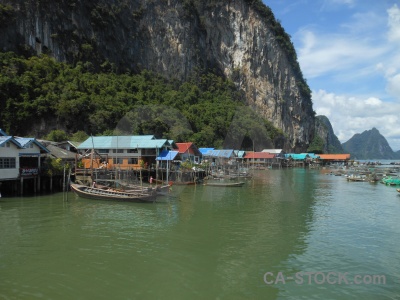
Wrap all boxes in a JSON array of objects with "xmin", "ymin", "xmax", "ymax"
[
  {"xmin": 70, "ymin": 183, "xmax": 157, "ymax": 203},
  {"xmin": 204, "ymin": 182, "xmax": 245, "ymax": 187}
]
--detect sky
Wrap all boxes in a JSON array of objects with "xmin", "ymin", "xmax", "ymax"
[{"xmin": 263, "ymin": 0, "xmax": 400, "ymax": 151}]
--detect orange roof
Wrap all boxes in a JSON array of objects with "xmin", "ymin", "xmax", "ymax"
[
  {"xmin": 175, "ymin": 142, "xmax": 202, "ymax": 156},
  {"xmin": 318, "ymin": 154, "xmax": 350, "ymax": 160},
  {"xmin": 244, "ymin": 152, "xmax": 275, "ymax": 159},
  {"xmin": 175, "ymin": 142, "xmax": 193, "ymax": 154}
]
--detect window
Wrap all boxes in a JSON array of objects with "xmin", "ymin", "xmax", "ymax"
[
  {"xmin": 0, "ymin": 157, "xmax": 16, "ymax": 169},
  {"xmin": 6, "ymin": 142, "xmax": 10, "ymax": 148},
  {"xmin": 112, "ymin": 149, "xmax": 124, "ymax": 153},
  {"xmin": 142, "ymin": 149, "xmax": 156, "ymax": 155},
  {"xmin": 127, "ymin": 149, "xmax": 138, "ymax": 153},
  {"xmin": 128, "ymin": 158, "xmax": 138, "ymax": 164},
  {"xmin": 98, "ymin": 149, "xmax": 109, "ymax": 154},
  {"xmin": 113, "ymin": 158, "xmax": 124, "ymax": 164}
]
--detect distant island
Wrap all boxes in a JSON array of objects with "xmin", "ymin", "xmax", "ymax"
[{"xmin": 342, "ymin": 128, "xmax": 400, "ymax": 160}]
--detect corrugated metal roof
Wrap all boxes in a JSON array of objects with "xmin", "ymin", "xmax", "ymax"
[
  {"xmin": 15, "ymin": 137, "xmax": 49, "ymax": 153},
  {"xmin": 204, "ymin": 149, "xmax": 234, "ymax": 158},
  {"xmin": 199, "ymin": 148, "xmax": 214, "ymax": 155},
  {"xmin": 285, "ymin": 153, "xmax": 309, "ymax": 160},
  {"xmin": 0, "ymin": 136, "xmax": 18, "ymax": 147},
  {"xmin": 262, "ymin": 149, "xmax": 283, "ymax": 154},
  {"xmin": 301, "ymin": 153, "xmax": 320, "ymax": 159},
  {"xmin": 234, "ymin": 150, "xmax": 246, "ymax": 158},
  {"xmin": 15, "ymin": 138, "xmax": 33, "ymax": 147},
  {"xmin": 0, "ymin": 129, "xmax": 8, "ymax": 136},
  {"xmin": 0, "ymin": 133, "xmax": 49, "ymax": 152},
  {"xmin": 176, "ymin": 142, "xmax": 202, "ymax": 156},
  {"xmin": 55, "ymin": 141, "xmax": 81, "ymax": 148},
  {"xmin": 176, "ymin": 142, "xmax": 193, "ymax": 154},
  {"xmin": 140, "ymin": 139, "xmax": 169, "ymax": 148},
  {"xmin": 156, "ymin": 150, "xmax": 179, "ymax": 161},
  {"xmin": 77, "ymin": 135, "xmax": 168, "ymax": 149},
  {"xmin": 46, "ymin": 144, "xmax": 76, "ymax": 160},
  {"xmin": 244, "ymin": 152, "xmax": 275, "ymax": 159},
  {"xmin": 319, "ymin": 154, "xmax": 351, "ymax": 160}
]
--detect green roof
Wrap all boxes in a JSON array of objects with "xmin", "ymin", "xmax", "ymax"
[{"xmin": 77, "ymin": 135, "xmax": 168, "ymax": 149}]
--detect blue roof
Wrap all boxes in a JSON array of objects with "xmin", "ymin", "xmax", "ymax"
[
  {"xmin": 234, "ymin": 150, "xmax": 246, "ymax": 158},
  {"xmin": 16, "ymin": 138, "xmax": 34, "ymax": 147},
  {"xmin": 204, "ymin": 149, "xmax": 234, "ymax": 158},
  {"xmin": 304, "ymin": 153, "xmax": 320, "ymax": 159},
  {"xmin": 0, "ymin": 136, "xmax": 20, "ymax": 147},
  {"xmin": 0, "ymin": 132, "xmax": 48, "ymax": 152},
  {"xmin": 15, "ymin": 137, "xmax": 49, "ymax": 153},
  {"xmin": 199, "ymin": 148, "xmax": 214, "ymax": 155},
  {"xmin": 156, "ymin": 150, "xmax": 179, "ymax": 161},
  {"xmin": 77, "ymin": 135, "xmax": 168, "ymax": 149},
  {"xmin": 285, "ymin": 153, "xmax": 307, "ymax": 160}
]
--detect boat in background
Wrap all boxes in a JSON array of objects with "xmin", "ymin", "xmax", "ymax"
[
  {"xmin": 346, "ymin": 174, "xmax": 366, "ymax": 182},
  {"xmin": 204, "ymin": 181, "xmax": 245, "ymax": 187},
  {"xmin": 70, "ymin": 183, "xmax": 157, "ymax": 202},
  {"xmin": 381, "ymin": 176, "xmax": 400, "ymax": 186}
]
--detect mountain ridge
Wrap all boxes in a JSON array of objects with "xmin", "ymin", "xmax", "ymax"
[{"xmin": 342, "ymin": 128, "xmax": 400, "ymax": 160}]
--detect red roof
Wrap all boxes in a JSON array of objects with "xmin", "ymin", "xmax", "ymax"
[
  {"xmin": 318, "ymin": 154, "xmax": 350, "ymax": 160},
  {"xmin": 244, "ymin": 152, "xmax": 275, "ymax": 159},
  {"xmin": 176, "ymin": 142, "xmax": 195, "ymax": 154}
]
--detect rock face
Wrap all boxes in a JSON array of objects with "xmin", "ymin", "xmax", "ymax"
[
  {"xmin": 342, "ymin": 128, "xmax": 398, "ymax": 159},
  {"xmin": 0, "ymin": 0, "xmax": 315, "ymax": 151},
  {"xmin": 314, "ymin": 115, "xmax": 344, "ymax": 153}
]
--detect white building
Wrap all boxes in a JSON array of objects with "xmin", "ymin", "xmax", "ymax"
[{"xmin": 0, "ymin": 129, "xmax": 49, "ymax": 188}]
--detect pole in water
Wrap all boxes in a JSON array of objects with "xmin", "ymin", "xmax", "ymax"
[{"xmin": 63, "ymin": 165, "xmax": 66, "ymax": 201}]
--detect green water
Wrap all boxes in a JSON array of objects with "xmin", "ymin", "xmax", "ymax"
[{"xmin": 1, "ymin": 169, "xmax": 399, "ymax": 299}]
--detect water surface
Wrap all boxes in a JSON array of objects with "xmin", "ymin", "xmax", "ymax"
[{"xmin": 1, "ymin": 169, "xmax": 399, "ymax": 299}]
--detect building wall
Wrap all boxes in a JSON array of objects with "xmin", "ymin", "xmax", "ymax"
[{"xmin": 0, "ymin": 142, "xmax": 20, "ymax": 180}]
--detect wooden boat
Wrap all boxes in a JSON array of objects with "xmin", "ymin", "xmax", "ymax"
[
  {"xmin": 397, "ymin": 188, "xmax": 400, "ymax": 193},
  {"xmin": 70, "ymin": 183, "xmax": 157, "ymax": 202},
  {"xmin": 346, "ymin": 174, "xmax": 366, "ymax": 182},
  {"xmin": 204, "ymin": 181, "xmax": 245, "ymax": 187}
]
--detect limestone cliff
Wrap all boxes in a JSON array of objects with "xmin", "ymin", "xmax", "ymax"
[
  {"xmin": 314, "ymin": 115, "xmax": 344, "ymax": 153},
  {"xmin": 0, "ymin": 0, "xmax": 315, "ymax": 151}
]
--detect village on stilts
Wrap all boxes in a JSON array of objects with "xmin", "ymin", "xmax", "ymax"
[{"xmin": 1, "ymin": 130, "xmax": 400, "ymax": 197}]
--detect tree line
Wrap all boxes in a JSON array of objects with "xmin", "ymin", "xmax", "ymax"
[{"xmin": 0, "ymin": 52, "xmax": 283, "ymax": 149}]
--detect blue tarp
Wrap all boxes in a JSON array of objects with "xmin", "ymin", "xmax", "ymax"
[{"xmin": 156, "ymin": 150, "xmax": 179, "ymax": 161}]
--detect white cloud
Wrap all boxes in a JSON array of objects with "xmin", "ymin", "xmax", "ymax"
[
  {"xmin": 387, "ymin": 4, "xmax": 400, "ymax": 42},
  {"xmin": 322, "ymin": 0, "xmax": 356, "ymax": 10},
  {"xmin": 313, "ymin": 89, "xmax": 400, "ymax": 150},
  {"xmin": 342, "ymin": 11, "xmax": 383, "ymax": 34},
  {"xmin": 386, "ymin": 73, "xmax": 400, "ymax": 100},
  {"xmin": 297, "ymin": 29, "xmax": 387, "ymax": 79},
  {"xmin": 265, "ymin": 0, "xmax": 400, "ymax": 151}
]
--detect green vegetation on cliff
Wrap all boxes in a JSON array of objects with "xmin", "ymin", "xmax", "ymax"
[{"xmin": 0, "ymin": 52, "xmax": 283, "ymax": 149}]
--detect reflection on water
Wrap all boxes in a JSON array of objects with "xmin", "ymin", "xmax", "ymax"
[{"xmin": 0, "ymin": 169, "xmax": 399, "ymax": 299}]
